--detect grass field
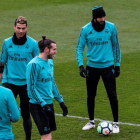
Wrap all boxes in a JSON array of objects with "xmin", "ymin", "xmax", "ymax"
[{"xmin": 0, "ymin": 0, "xmax": 140, "ymax": 139}]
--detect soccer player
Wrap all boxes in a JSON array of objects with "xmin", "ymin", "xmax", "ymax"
[
  {"xmin": 76, "ymin": 6, "xmax": 121, "ymax": 133},
  {"xmin": 0, "ymin": 62, "xmax": 20, "ymax": 140},
  {"xmin": 0, "ymin": 16, "xmax": 39, "ymax": 140},
  {"xmin": 26, "ymin": 36, "xmax": 68, "ymax": 140}
]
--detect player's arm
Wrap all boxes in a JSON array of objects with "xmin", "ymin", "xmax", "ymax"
[
  {"xmin": 0, "ymin": 41, "xmax": 8, "ymax": 83},
  {"xmin": 0, "ymin": 40, "xmax": 8, "ymax": 64},
  {"xmin": 32, "ymin": 41, "xmax": 39, "ymax": 57},
  {"xmin": 76, "ymin": 28, "xmax": 87, "ymax": 78},
  {"xmin": 7, "ymin": 90, "xmax": 20, "ymax": 122},
  {"xmin": 111, "ymin": 25, "xmax": 121, "ymax": 66},
  {"xmin": 50, "ymin": 59, "xmax": 63, "ymax": 103},
  {"xmin": 76, "ymin": 28, "xmax": 86, "ymax": 67},
  {"xmin": 26, "ymin": 63, "xmax": 46, "ymax": 107},
  {"xmin": 52, "ymin": 79, "xmax": 63, "ymax": 103},
  {"xmin": 52, "ymin": 79, "xmax": 68, "ymax": 116}
]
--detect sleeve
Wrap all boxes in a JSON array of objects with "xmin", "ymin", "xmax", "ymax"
[
  {"xmin": 32, "ymin": 41, "xmax": 39, "ymax": 57},
  {"xmin": 26, "ymin": 63, "xmax": 46, "ymax": 107},
  {"xmin": 49, "ymin": 59, "xmax": 63, "ymax": 103},
  {"xmin": 7, "ymin": 90, "xmax": 20, "ymax": 122},
  {"xmin": 0, "ymin": 40, "xmax": 8, "ymax": 64},
  {"xmin": 111, "ymin": 25, "xmax": 121, "ymax": 66},
  {"xmin": 76, "ymin": 28, "xmax": 87, "ymax": 67},
  {"xmin": 52, "ymin": 79, "xmax": 63, "ymax": 103},
  {"xmin": 0, "ymin": 41, "xmax": 8, "ymax": 83}
]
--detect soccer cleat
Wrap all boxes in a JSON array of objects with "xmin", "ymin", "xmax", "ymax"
[
  {"xmin": 82, "ymin": 122, "xmax": 95, "ymax": 130},
  {"xmin": 113, "ymin": 122, "xmax": 120, "ymax": 133}
]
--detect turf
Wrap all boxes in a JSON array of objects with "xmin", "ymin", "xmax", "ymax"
[{"xmin": 0, "ymin": 0, "xmax": 140, "ymax": 139}]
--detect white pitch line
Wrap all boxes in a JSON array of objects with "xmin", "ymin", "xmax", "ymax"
[{"xmin": 55, "ymin": 113, "xmax": 140, "ymax": 127}]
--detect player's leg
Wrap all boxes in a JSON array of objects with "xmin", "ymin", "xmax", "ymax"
[
  {"xmin": 29, "ymin": 103, "xmax": 56, "ymax": 140},
  {"xmin": 41, "ymin": 133, "xmax": 52, "ymax": 140},
  {"xmin": 46, "ymin": 104, "xmax": 57, "ymax": 132},
  {"xmin": 18, "ymin": 85, "xmax": 32, "ymax": 140},
  {"xmin": 82, "ymin": 66, "xmax": 100, "ymax": 130},
  {"xmin": 101, "ymin": 65, "xmax": 119, "ymax": 133}
]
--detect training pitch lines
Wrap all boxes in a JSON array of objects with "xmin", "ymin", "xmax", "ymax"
[{"xmin": 55, "ymin": 113, "xmax": 140, "ymax": 127}]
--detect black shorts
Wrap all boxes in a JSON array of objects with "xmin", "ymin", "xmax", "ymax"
[
  {"xmin": 2, "ymin": 83, "xmax": 30, "ymax": 120},
  {"xmin": 29, "ymin": 103, "xmax": 56, "ymax": 135},
  {"xmin": 86, "ymin": 65, "xmax": 117, "ymax": 97}
]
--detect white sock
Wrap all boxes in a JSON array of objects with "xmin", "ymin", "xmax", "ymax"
[
  {"xmin": 90, "ymin": 120, "xmax": 94, "ymax": 123},
  {"xmin": 113, "ymin": 122, "xmax": 119, "ymax": 125}
]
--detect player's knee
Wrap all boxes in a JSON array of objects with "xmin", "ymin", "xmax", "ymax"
[
  {"xmin": 108, "ymin": 95, "xmax": 118, "ymax": 102},
  {"xmin": 107, "ymin": 90, "xmax": 117, "ymax": 98},
  {"xmin": 41, "ymin": 133, "xmax": 52, "ymax": 140}
]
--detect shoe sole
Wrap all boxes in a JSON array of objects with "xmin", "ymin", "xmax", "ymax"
[
  {"xmin": 113, "ymin": 131, "xmax": 120, "ymax": 133},
  {"xmin": 82, "ymin": 126, "xmax": 95, "ymax": 130}
]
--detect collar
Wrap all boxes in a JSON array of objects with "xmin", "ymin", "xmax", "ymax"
[{"xmin": 12, "ymin": 32, "xmax": 27, "ymax": 45}]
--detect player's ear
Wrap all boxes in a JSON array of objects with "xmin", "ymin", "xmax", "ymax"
[
  {"xmin": 13, "ymin": 25, "xmax": 16, "ymax": 30},
  {"xmin": 44, "ymin": 47, "xmax": 49, "ymax": 52}
]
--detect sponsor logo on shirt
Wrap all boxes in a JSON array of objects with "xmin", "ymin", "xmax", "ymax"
[
  {"xmin": 41, "ymin": 76, "xmax": 52, "ymax": 83},
  {"xmin": 8, "ymin": 53, "xmax": 27, "ymax": 61},
  {"xmin": 90, "ymin": 38, "xmax": 108, "ymax": 46}
]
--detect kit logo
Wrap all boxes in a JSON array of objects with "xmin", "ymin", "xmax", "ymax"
[
  {"xmin": 25, "ymin": 45, "xmax": 29, "ymax": 49},
  {"xmin": 105, "ymin": 29, "xmax": 109, "ymax": 33}
]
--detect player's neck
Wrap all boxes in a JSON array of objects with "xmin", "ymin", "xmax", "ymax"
[{"xmin": 38, "ymin": 53, "xmax": 48, "ymax": 61}]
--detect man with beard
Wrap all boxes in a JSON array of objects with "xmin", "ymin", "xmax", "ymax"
[
  {"xmin": 76, "ymin": 6, "xmax": 121, "ymax": 133},
  {"xmin": 26, "ymin": 36, "xmax": 68, "ymax": 140},
  {"xmin": 0, "ymin": 16, "xmax": 39, "ymax": 140}
]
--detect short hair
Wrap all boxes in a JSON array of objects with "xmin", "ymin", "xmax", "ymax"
[
  {"xmin": 14, "ymin": 16, "xmax": 27, "ymax": 26},
  {"xmin": 0, "ymin": 62, "xmax": 4, "ymax": 73},
  {"xmin": 38, "ymin": 36, "xmax": 56, "ymax": 53}
]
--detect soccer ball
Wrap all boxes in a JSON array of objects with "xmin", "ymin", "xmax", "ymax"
[{"xmin": 97, "ymin": 121, "xmax": 113, "ymax": 136}]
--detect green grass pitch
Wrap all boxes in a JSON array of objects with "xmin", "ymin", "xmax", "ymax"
[{"xmin": 0, "ymin": 0, "xmax": 140, "ymax": 139}]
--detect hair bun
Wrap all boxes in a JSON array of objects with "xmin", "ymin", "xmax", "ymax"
[{"xmin": 42, "ymin": 36, "xmax": 46, "ymax": 40}]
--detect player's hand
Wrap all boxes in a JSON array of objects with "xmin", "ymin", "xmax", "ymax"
[
  {"xmin": 115, "ymin": 66, "xmax": 120, "ymax": 78},
  {"xmin": 60, "ymin": 102, "xmax": 68, "ymax": 116},
  {"xmin": 79, "ymin": 65, "xmax": 86, "ymax": 78},
  {"xmin": 42, "ymin": 104, "xmax": 53, "ymax": 115}
]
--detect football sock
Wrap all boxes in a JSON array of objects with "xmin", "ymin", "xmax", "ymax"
[
  {"xmin": 90, "ymin": 120, "xmax": 94, "ymax": 123},
  {"xmin": 113, "ymin": 122, "xmax": 119, "ymax": 125}
]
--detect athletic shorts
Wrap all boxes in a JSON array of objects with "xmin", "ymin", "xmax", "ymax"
[
  {"xmin": 29, "ymin": 103, "xmax": 56, "ymax": 135},
  {"xmin": 2, "ymin": 83, "xmax": 30, "ymax": 120}
]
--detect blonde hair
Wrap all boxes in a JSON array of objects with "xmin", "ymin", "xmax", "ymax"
[{"xmin": 14, "ymin": 16, "xmax": 27, "ymax": 26}]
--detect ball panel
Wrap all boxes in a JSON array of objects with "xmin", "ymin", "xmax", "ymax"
[
  {"xmin": 108, "ymin": 123, "xmax": 113, "ymax": 132},
  {"xmin": 100, "ymin": 121, "xmax": 108, "ymax": 127},
  {"xmin": 97, "ymin": 126, "xmax": 102, "ymax": 134},
  {"xmin": 102, "ymin": 128, "xmax": 110, "ymax": 135}
]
